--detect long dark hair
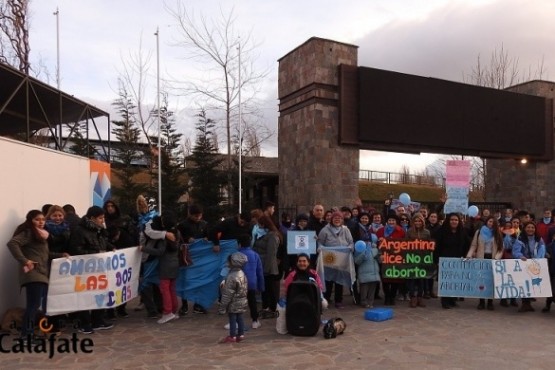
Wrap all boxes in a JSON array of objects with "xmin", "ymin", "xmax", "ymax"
[
  {"xmin": 258, "ymin": 214, "xmax": 283, "ymax": 243},
  {"xmin": 484, "ymin": 216, "xmax": 503, "ymax": 255},
  {"xmin": 13, "ymin": 210, "xmax": 44, "ymax": 241}
]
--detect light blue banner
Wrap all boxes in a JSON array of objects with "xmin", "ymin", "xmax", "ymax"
[{"xmin": 438, "ymin": 257, "xmax": 494, "ymax": 298}]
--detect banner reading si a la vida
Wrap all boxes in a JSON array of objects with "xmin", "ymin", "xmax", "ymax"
[
  {"xmin": 379, "ymin": 238, "xmax": 435, "ymax": 279},
  {"xmin": 493, "ymin": 258, "xmax": 552, "ymax": 299},
  {"xmin": 47, "ymin": 248, "xmax": 142, "ymax": 315},
  {"xmin": 438, "ymin": 257, "xmax": 552, "ymax": 299}
]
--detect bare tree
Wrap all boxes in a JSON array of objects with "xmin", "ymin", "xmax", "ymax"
[
  {"xmin": 461, "ymin": 44, "xmax": 547, "ymax": 200},
  {"xmin": 0, "ymin": 0, "xmax": 30, "ymax": 74},
  {"xmin": 166, "ymin": 3, "xmax": 270, "ymax": 205}
]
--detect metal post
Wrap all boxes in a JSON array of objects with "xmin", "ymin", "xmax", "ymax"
[
  {"xmin": 155, "ymin": 27, "xmax": 162, "ymax": 214},
  {"xmin": 238, "ymin": 40, "xmax": 242, "ymax": 214}
]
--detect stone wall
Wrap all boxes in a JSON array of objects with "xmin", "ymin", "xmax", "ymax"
[
  {"xmin": 278, "ymin": 38, "xmax": 359, "ymax": 213},
  {"xmin": 485, "ymin": 81, "xmax": 555, "ymax": 214}
]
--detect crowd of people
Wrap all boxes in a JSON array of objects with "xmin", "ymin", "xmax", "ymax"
[{"xmin": 6, "ymin": 195, "xmax": 555, "ymax": 344}]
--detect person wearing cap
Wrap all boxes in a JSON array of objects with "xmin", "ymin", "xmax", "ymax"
[
  {"xmin": 317, "ymin": 211, "xmax": 354, "ymax": 309},
  {"xmin": 376, "ymin": 213, "xmax": 406, "ymax": 305}
]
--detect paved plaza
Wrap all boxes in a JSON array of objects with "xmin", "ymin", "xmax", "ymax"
[{"xmin": 1, "ymin": 295, "xmax": 554, "ymax": 370}]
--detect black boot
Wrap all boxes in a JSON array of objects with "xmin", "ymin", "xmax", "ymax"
[{"xmin": 542, "ymin": 298, "xmax": 552, "ymax": 313}]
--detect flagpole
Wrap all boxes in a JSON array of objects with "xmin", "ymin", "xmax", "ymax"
[
  {"xmin": 238, "ymin": 40, "xmax": 242, "ymax": 214},
  {"xmin": 155, "ymin": 27, "xmax": 162, "ymax": 214}
]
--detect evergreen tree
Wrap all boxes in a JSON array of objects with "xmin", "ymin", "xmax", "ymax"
[
  {"xmin": 68, "ymin": 122, "xmax": 96, "ymax": 159},
  {"xmin": 149, "ymin": 94, "xmax": 185, "ymax": 214},
  {"xmin": 188, "ymin": 109, "xmax": 225, "ymax": 222},
  {"xmin": 110, "ymin": 81, "xmax": 146, "ymax": 215}
]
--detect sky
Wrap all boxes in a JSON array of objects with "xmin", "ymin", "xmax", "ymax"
[{"xmin": 25, "ymin": 0, "xmax": 555, "ymax": 172}]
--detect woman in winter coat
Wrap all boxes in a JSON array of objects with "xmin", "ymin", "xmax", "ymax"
[
  {"xmin": 466, "ymin": 215, "xmax": 504, "ymax": 310},
  {"xmin": 406, "ymin": 213, "xmax": 431, "ymax": 308},
  {"xmin": 318, "ymin": 211, "xmax": 354, "ymax": 309},
  {"xmin": 376, "ymin": 213, "xmax": 406, "ymax": 305},
  {"xmin": 7, "ymin": 210, "xmax": 67, "ymax": 342},
  {"xmin": 142, "ymin": 213, "xmax": 181, "ymax": 324},
  {"xmin": 253, "ymin": 215, "xmax": 283, "ymax": 317},
  {"xmin": 219, "ymin": 252, "xmax": 248, "ymax": 343},
  {"xmin": 434, "ymin": 213, "xmax": 471, "ymax": 309},
  {"xmin": 512, "ymin": 221, "xmax": 546, "ymax": 312}
]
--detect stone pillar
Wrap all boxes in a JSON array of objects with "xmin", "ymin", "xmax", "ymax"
[
  {"xmin": 278, "ymin": 37, "xmax": 359, "ymax": 213},
  {"xmin": 485, "ymin": 81, "xmax": 555, "ymax": 214}
]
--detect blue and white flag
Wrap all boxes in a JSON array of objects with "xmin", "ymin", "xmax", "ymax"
[
  {"xmin": 316, "ymin": 246, "xmax": 356, "ymax": 292},
  {"xmin": 175, "ymin": 239, "xmax": 238, "ymax": 309}
]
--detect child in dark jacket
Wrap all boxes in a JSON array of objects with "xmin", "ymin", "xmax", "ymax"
[{"xmin": 238, "ymin": 234, "xmax": 265, "ymax": 329}]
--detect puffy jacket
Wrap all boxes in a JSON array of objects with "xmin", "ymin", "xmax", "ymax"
[
  {"xmin": 219, "ymin": 253, "xmax": 248, "ymax": 314},
  {"xmin": 354, "ymin": 243, "xmax": 381, "ymax": 283},
  {"xmin": 239, "ymin": 247, "xmax": 265, "ymax": 292}
]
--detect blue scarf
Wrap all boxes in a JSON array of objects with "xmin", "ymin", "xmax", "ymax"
[
  {"xmin": 384, "ymin": 225, "xmax": 395, "ymax": 237},
  {"xmin": 255, "ymin": 227, "xmax": 268, "ymax": 240},
  {"xmin": 371, "ymin": 223, "xmax": 382, "ymax": 232},
  {"xmin": 479, "ymin": 225, "xmax": 493, "ymax": 243},
  {"xmin": 45, "ymin": 220, "xmax": 70, "ymax": 236},
  {"xmin": 358, "ymin": 223, "xmax": 371, "ymax": 241},
  {"xmin": 330, "ymin": 225, "xmax": 342, "ymax": 236}
]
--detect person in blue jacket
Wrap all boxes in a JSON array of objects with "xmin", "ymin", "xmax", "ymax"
[
  {"xmin": 238, "ymin": 234, "xmax": 265, "ymax": 329},
  {"xmin": 354, "ymin": 237, "xmax": 381, "ymax": 308},
  {"xmin": 512, "ymin": 221, "xmax": 545, "ymax": 313}
]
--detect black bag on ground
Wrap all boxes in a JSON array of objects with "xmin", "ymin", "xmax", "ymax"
[{"xmin": 286, "ymin": 280, "xmax": 321, "ymax": 336}]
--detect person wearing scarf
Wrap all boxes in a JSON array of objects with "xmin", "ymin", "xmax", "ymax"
[
  {"xmin": 376, "ymin": 213, "xmax": 406, "ymax": 305},
  {"xmin": 7, "ymin": 210, "xmax": 67, "ymax": 343},
  {"xmin": 467, "ymin": 216, "xmax": 504, "ymax": 310},
  {"xmin": 513, "ymin": 222, "xmax": 546, "ymax": 312},
  {"xmin": 406, "ymin": 213, "xmax": 431, "ymax": 308}
]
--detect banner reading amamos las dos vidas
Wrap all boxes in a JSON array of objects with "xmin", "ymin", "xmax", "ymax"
[
  {"xmin": 379, "ymin": 238, "xmax": 435, "ymax": 278},
  {"xmin": 47, "ymin": 248, "xmax": 142, "ymax": 315}
]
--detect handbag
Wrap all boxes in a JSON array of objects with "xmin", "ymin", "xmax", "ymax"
[{"xmin": 179, "ymin": 243, "xmax": 194, "ymax": 267}]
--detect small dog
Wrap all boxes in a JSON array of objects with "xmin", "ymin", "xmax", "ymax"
[
  {"xmin": 0, "ymin": 307, "xmax": 25, "ymax": 334},
  {"xmin": 323, "ymin": 317, "xmax": 346, "ymax": 339}
]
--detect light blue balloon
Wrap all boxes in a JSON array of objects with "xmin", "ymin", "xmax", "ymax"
[
  {"xmin": 355, "ymin": 240, "xmax": 366, "ymax": 253},
  {"xmin": 399, "ymin": 193, "xmax": 411, "ymax": 205},
  {"xmin": 467, "ymin": 205, "xmax": 479, "ymax": 218}
]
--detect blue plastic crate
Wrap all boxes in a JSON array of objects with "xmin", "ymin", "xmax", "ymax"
[{"xmin": 364, "ymin": 308, "xmax": 393, "ymax": 322}]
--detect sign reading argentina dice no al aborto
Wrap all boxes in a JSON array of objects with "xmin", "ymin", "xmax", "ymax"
[{"xmin": 47, "ymin": 248, "xmax": 142, "ymax": 315}]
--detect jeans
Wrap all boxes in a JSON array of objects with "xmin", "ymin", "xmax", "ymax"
[
  {"xmin": 247, "ymin": 290, "xmax": 259, "ymax": 321},
  {"xmin": 22, "ymin": 282, "xmax": 47, "ymax": 336},
  {"xmin": 228, "ymin": 312, "xmax": 245, "ymax": 337}
]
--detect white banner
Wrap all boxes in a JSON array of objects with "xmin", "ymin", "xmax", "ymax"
[
  {"xmin": 47, "ymin": 248, "xmax": 142, "ymax": 315},
  {"xmin": 492, "ymin": 258, "xmax": 552, "ymax": 299}
]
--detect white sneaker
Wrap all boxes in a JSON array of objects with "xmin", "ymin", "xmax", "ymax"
[
  {"xmin": 172, "ymin": 313, "xmax": 180, "ymax": 320},
  {"xmin": 224, "ymin": 323, "xmax": 230, "ymax": 330},
  {"xmin": 157, "ymin": 313, "xmax": 175, "ymax": 324},
  {"xmin": 321, "ymin": 298, "xmax": 329, "ymax": 310},
  {"xmin": 252, "ymin": 320, "xmax": 261, "ymax": 329}
]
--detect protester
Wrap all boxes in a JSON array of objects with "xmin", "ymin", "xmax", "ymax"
[
  {"xmin": 219, "ymin": 252, "xmax": 248, "ymax": 343},
  {"xmin": 466, "ymin": 216, "xmax": 504, "ymax": 310},
  {"xmin": 406, "ymin": 213, "xmax": 431, "ymax": 308},
  {"xmin": 377, "ymin": 213, "xmax": 405, "ymax": 305},
  {"xmin": 7, "ymin": 210, "xmax": 68, "ymax": 343},
  {"xmin": 318, "ymin": 211, "xmax": 354, "ymax": 309}
]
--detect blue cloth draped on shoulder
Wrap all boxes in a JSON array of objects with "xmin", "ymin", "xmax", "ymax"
[
  {"xmin": 140, "ymin": 239, "xmax": 238, "ymax": 309},
  {"xmin": 316, "ymin": 246, "xmax": 356, "ymax": 293}
]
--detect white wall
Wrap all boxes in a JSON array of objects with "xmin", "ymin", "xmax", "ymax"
[{"xmin": 0, "ymin": 137, "xmax": 91, "ymax": 317}]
